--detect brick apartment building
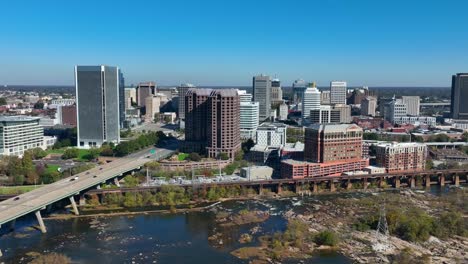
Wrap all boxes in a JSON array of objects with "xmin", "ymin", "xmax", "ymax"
[
  {"xmin": 183, "ymin": 88, "xmax": 241, "ymax": 160},
  {"xmin": 282, "ymin": 124, "xmax": 369, "ymax": 179},
  {"xmin": 375, "ymin": 142, "xmax": 427, "ymax": 173},
  {"xmin": 304, "ymin": 124, "xmax": 363, "ymax": 163}
]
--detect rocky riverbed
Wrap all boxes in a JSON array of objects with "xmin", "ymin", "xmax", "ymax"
[{"xmin": 226, "ymin": 188, "xmax": 468, "ymax": 263}]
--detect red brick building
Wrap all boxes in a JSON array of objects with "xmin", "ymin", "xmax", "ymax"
[
  {"xmin": 281, "ymin": 159, "xmax": 369, "ymax": 179},
  {"xmin": 304, "ymin": 124, "xmax": 363, "ymax": 163},
  {"xmin": 282, "ymin": 123, "xmax": 368, "ymax": 179},
  {"xmin": 375, "ymin": 142, "xmax": 427, "ymax": 173},
  {"xmin": 60, "ymin": 105, "xmax": 77, "ymax": 127},
  {"xmin": 183, "ymin": 88, "xmax": 241, "ymax": 160}
]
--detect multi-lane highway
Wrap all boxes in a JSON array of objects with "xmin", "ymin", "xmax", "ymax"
[{"xmin": 0, "ymin": 144, "xmax": 176, "ymax": 228}]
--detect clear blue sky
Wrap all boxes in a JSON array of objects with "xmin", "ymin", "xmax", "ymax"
[{"xmin": 0, "ymin": 0, "xmax": 467, "ymax": 87}]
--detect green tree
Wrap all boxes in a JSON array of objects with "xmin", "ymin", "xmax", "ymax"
[
  {"xmin": 22, "ymin": 151, "xmax": 38, "ymax": 184},
  {"xmin": 40, "ymin": 171, "xmax": 61, "ymax": 184},
  {"xmin": 234, "ymin": 150, "xmax": 244, "ymax": 161},
  {"xmin": 28, "ymin": 148, "xmax": 47, "ymax": 159},
  {"xmin": 99, "ymin": 144, "xmax": 114, "ymax": 156},
  {"xmin": 242, "ymin": 138, "xmax": 255, "ymax": 153},
  {"xmin": 188, "ymin": 152, "xmax": 201, "ymax": 162},
  {"xmin": 123, "ymin": 175, "xmax": 139, "ymax": 187},
  {"xmin": 314, "ymin": 230, "xmax": 339, "ymax": 246},
  {"xmin": 425, "ymin": 160, "xmax": 434, "ymax": 170},
  {"xmin": 83, "ymin": 148, "xmax": 100, "ymax": 161},
  {"xmin": 219, "ymin": 152, "xmax": 229, "ymax": 160},
  {"xmin": 0, "ymin": 97, "xmax": 7, "ymax": 106},
  {"xmin": 62, "ymin": 148, "xmax": 79, "ymax": 159}
]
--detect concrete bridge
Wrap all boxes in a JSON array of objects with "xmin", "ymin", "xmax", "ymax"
[
  {"xmin": 87, "ymin": 169, "xmax": 468, "ymax": 196},
  {"xmin": 0, "ymin": 145, "xmax": 176, "ymax": 234}
]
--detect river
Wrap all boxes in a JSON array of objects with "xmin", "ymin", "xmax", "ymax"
[{"xmin": 0, "ymin": 185, "xmax": 459, "ymax": 263}]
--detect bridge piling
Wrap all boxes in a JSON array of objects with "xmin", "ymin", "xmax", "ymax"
[
  {"xmin": 277, "ymin": 183, "xmax": 282, "ymax": 194},
  {"xmin": 454, "ymin": 175, "xmax": 460, "ymax": 187},
  {"xmin": 34, "ymin": 210, "xmax": 47, "ymax": 233},
  {"xmin": 312, "ymin": 182, "xmax": 318, "ymax": 193},
  {"xmin": 346, "ymin": 180, "xmax": 352, "ymax": 190},
  {"xmin": 69, "ymin": 196, "xmax": 79, "ymax": 215},
  {"xmin": 378, "ymin": 177, "xmax": 385, "ymax": 188},
  {"xmin": 363, "ymin": 178, "xmax": 368, "ymax": 189},
  {"xmin": 114, "ymin": 178, "xmax": 121, "ymax": 187},
  {"xmin": 439, "ymin": 175, "xmax": 445, "ymax": 186},
  {"xmin": 329, "ymin": 181, "xmax": 336, "ymax": 192},
  {"xmin": 425, "ymin": 175, "xmax": 431, "ymax": 188},
  {"xmin": 410, "ymin": 177, "xmax": 416, "ymax": 189},
  {"xmin": 394, "ymin": 178, "xmax": 401, "ymax": 188}
]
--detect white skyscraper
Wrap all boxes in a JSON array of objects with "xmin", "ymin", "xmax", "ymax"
[
  {"xmin": 278, "ymin": 102, "xmax": 289, "ymax": 120},
  {"xmin": 238, "ymin": 90, "xmax": 259, "ymax": 140},
  {"xmin": 330, "ymin": 81, "xmax": 347, "ymax": 105},
  {"xmin": 238, "ymin": 90, "xmax": 253, "ymax": 102},
  {"xmin": 301, "ymin": 83, "xmax": 321, "ymax": 122},
  {"xmin": 386, "ymin": 98, "xmax": 407, "ymax": 123},
  {"xmin": 402, "ymin": 96, "xmax": 420, "ymax": 116}
]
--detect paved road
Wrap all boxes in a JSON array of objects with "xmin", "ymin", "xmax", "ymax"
[{"xmin": 0, "ymin": 145, "xmax": 176, "ymax": 226}]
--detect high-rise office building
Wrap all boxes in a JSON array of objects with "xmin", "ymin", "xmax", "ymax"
[
  {"xmin": 118, "ymin": 70, "xmax": 125, "ymax": 128},
  {"xmin": 451, "ymin": 73, "xmax": 468, "ymax": 120},
  {"xmin": 304, "ymin": 124, "xmax": 363, "ymax": 163},
  {"xmin": 333, "ymin": 104, "xmax": 352, "ymax": 123},
  {"xmin": 145, "ymin": 96, "xmax": 163, "ymax": 123},
  {"xmin": 292, "ymin": 79, "xmax": 307, "ymax": 104},
  {"xmin": 320, "ymin": 90, "xmax": 331, "ymax": 105},
  {"xmin": 238, "ymin": 90, "xmax": 253, "ymax": 102},
  {"xmin": 253, "ymin": 75, "xmax": 272, "ymax": 121},
  {"xmin": 183, "ymin": 89, "xmax": 241, "ymax": 159},
  {"xmin": 385, "ymin": 98, "xmax": 407, "ymax": 124},
  {"xmin": 124, "ymin": 87, "xmax": 137, "ymax": 109},
  {"xmin": 361, "ymin": 96, "xmax": 377, "ymax": 116},
  {"xmin": 278, "ymin": 102, "xmax": 289, "ymax": 121},
  {"xmin": 301, "ymin": 83, "xmax": 321, "ymax": 122},
  {"xmin": 136, "ymin": 82, "xmax": 156, "ymax": 107},
  {"xmin": 271, "ymin": 78, "xmax": 283, "ymax": 104},
  {"xmin": 177, "ymin": 83, "xmax": 196, "ymax": 129},
  {"xmin": 402, "ymin": 96, "xmax": 420, "ymax": 116},
  {"xmin": 310, "ymin": 105, "xmax": 341, "ymax": 124},
  {"xmin": 238, "ymin": 91, "xmax": 259, "ymax": 140},
  {"xmin": 330, "ymin": 81, "xmax": 347, "ymax": 105},
  {"xmin": 75, "ymin": 65, "xmax": 120, "ymax": 148}
]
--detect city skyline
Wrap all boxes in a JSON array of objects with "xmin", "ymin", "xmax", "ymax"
[{"xmin": 1, "ymin": 0, "xmax": 467, "ymax": 86}]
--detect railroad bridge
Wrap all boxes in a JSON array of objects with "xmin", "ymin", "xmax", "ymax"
[{"xmin": 86, "ymin": 169, "xmax": 468, "ymax": 197}]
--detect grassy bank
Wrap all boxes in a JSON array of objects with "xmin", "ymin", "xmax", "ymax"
[{"xmin": 0, "ymin": 185, "xmax": 44, "ymax": 195}]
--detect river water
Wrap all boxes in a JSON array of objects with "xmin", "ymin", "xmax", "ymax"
[{"xmin": 0, "ymin": 186, "xmax": 459, "ymax": 264}]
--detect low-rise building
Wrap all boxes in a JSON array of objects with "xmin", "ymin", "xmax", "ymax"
[
  {"xmin": 392, "ymin": 116, "xmax": 436, "ymax": 126},
  {"xmin": 0, "ymin": 116, "xmax": 45, "ymax": 157},
  {"xmin": 281, "ymin": 159, "xmax": 369, "ymax": 179},
  {"xmin": 240, "ymin": 166, "xmax": 273, "ymax": 180}
]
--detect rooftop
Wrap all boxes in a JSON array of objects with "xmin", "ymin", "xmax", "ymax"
[
  {"xmin": 307, "ymin": 123, "xmax": 362, "ymax": 133},
  {"xmin": 0, "ymin": 115, "xmax": 40, "ymax": 122},
  {"xmin": 375, "ymin": 142, "xmax": 426, "ymax": 148}
]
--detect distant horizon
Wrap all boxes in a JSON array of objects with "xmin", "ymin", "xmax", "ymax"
[
  {"xmin": 0, "ymin": 84, "xmax": 452, "ymax": 89},
  {"xmin": 1, "ymin": 1, "xmax": 467, "ymax": 86}
]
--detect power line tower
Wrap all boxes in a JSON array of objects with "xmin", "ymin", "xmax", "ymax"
[
  {"xmin": 372, "ymin": 202, "xmax": 391, "ymax": 252},
  {"xmin": 375, "ymin": 204, "xmax": 389, "ymax": 237}
]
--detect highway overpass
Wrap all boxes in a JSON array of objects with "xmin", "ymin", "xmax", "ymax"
[{"xmin": 0, "ymin": 146, "xmax": 175, "ymax": 232}]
